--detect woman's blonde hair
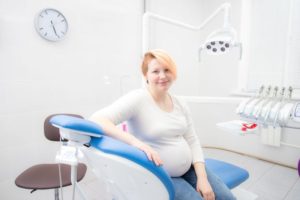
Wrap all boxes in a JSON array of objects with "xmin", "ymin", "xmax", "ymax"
[{"xmin": 141, "ymin": 49, "xmax": 177, "ymax": 79}]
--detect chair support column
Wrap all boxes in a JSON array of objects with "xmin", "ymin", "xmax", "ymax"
[{"xmin": 55, "ymin": 188, "xmax": 59, "ymax": 200}]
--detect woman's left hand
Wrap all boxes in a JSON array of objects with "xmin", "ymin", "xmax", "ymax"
[{"xmin": 196, "ymin": 178, "xmax": 215, "ymax": 200}]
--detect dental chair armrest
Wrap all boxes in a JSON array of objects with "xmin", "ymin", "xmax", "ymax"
[{"xmin": 50, "ymin": 115, "xmax": 105, "ymax": 138}]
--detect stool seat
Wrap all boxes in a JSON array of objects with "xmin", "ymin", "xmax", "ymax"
[
  {"xmin": 15, "ymin": 163, "xmax": 87, "ymax": 191},
  {"xmin": 205, "ymin": 158, "xmax": 249, "ymax": 189}
]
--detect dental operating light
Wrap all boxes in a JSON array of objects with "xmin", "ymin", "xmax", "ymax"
[
  {"xmin": 143, "ymin": 3, "xmax": 242, "ymax": 60},
  {"xmin": 200, "ymin": 27, "xmax": 241, "ymax": 56}
]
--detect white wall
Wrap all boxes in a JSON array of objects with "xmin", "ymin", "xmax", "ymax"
[
  {"xmin": 0, "ymin": 0, "xmax": 142, "ymax": 199},
  {"xmin": 284, "ymin": 0, "xmax": 300, "ymax": 89},
  {"xmin": 242, "ymin": 0, "xmax": 292, "ymax": 91}
]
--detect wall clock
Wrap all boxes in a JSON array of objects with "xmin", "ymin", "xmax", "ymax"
[{"xmin": 35, "ymin": 8, "xmax": 68, "ymax": 42}]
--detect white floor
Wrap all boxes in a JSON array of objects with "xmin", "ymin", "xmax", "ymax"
[{"xmin": 5, "ymin": 148, "xmax": 300, "ymax": 200}]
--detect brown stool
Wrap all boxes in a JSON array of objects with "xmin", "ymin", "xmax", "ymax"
[{"xmin": 15, "ymin": 114, "xmax": 87, "ymax": 200}]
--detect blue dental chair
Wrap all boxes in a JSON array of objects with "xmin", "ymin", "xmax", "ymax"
[{"xmin": 50, "ymin": 115, "xmax": 249, "ymax": 200}]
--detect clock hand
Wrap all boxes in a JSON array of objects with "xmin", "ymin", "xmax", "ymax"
[{"xmin": 50, "ymin": 20, "xmax": 60, "ymax": 38}]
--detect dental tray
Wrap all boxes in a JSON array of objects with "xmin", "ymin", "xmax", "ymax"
[{"xmin": 216, "ymin": 120, "xmax": 258, "ymax": 135}]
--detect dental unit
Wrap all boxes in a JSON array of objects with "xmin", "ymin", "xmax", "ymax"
[{"xmin": 236, "ymin": 85, "xmax": 300, "ymax": 147}]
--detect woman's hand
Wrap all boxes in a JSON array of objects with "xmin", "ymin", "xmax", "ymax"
[
  {"xmin": 132, "ymin": 141, "xmax": 163, "ymax": 166},
  {"xmin": 193, "ymin": 162, "xmax": 215, "ymax": 200},
  {"xmin": 197, "ymin": 178, "xmax": 215, "ymax": 200}
]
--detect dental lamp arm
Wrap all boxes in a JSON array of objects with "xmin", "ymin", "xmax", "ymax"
[
  {"xmin": 143, "ymin": 3, "xmax": 231, "ymax": 30},
  {"xmin": 143, "ymin": 3, "xmax": 231, "ymax": 53}
]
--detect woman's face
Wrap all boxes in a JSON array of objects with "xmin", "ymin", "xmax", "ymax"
[{"xmin": 146, "ymin": 58, "xmax": 175, "ymax": 92}]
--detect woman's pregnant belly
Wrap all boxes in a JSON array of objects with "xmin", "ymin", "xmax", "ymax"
[{"xmin": 155, "ymin": 138, "xmax": 192, "ymax": 177}]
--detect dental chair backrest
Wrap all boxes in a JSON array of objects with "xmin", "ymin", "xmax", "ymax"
[{"xmin": 50, "ymin": 115, "xmax": 175, "ymax": 200}]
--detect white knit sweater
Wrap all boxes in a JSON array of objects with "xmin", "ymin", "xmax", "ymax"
[{"xmin": 91, "ymin": 89, "xmax": 204, "ymax": 177}]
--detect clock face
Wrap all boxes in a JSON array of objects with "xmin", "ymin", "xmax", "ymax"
[{"xmin": 35, "ymin": 8, "xmax": 68, "ymax": 42}]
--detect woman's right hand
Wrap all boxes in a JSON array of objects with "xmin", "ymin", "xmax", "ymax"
[{"xmin": 132, "ymin": 141, "xmax": 163, "ymax": 166}]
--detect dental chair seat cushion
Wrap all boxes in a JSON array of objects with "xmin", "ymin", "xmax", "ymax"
[
  {"xmin": 205, "ymin": 158, "xmax": 249, "ymax": 189},
  {"xmin": 15, "ymin": 163, "xmax": 87, "ymax": 190}
]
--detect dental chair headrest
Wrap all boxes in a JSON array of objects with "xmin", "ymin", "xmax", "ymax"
[{"xmin": 50, "ymin": 115, "xmax": 104, "ymax": 138}]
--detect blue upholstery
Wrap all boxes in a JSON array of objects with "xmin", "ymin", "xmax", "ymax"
[{"xmin": 205, "ymin": 158, "xmax": 249, "ymax": 189}]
